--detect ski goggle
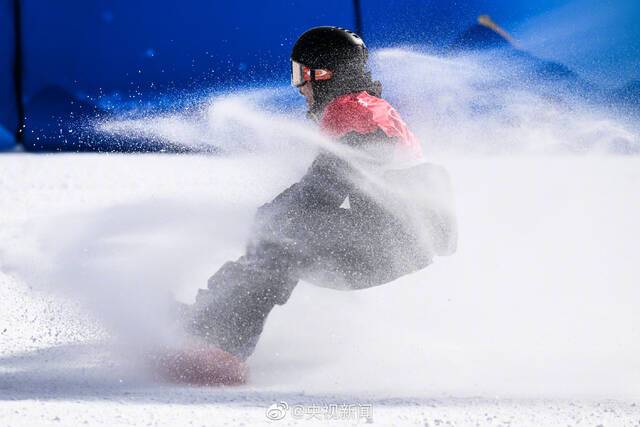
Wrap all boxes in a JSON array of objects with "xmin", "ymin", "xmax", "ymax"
[{"xmin": 291, "ymin": 60, "xmax": 333, "ymax": 87}]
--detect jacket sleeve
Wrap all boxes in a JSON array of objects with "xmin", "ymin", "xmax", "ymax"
[
  {"xmin": 254, "ymin": 130, "xmax": 393, "ymax": 225},
  {"xmin": 249, "ymin": 151, "xmax": 352, "ymax": 248},
  {"xmin": 260, "ymin": 151, "xmax": 352, "ymax": 214}
]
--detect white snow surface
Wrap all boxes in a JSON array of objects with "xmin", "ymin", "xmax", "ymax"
[{"xmin": 1, "ymin": 153, "xmax": 639, "ymax": 426}]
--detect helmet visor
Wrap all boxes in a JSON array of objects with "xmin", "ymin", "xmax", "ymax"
[
  {"xmin": 291, "ymin": 60, "xmax": 333, "ymax": 87},
  {"xmin": 291, "ymin": 60, "xmax": 306, "ymax": 87}
]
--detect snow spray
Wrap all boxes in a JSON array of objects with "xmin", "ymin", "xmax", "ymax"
[{"xmin": 2, "ymin": 48, "xmax": 639, "ymax": 398}]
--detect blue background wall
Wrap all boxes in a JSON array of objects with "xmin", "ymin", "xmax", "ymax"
[
  {"xmin": 0, "ymin": 0, "xmax": 637, "ymax": 151},
  {"xmin": 19, "ymin": 0, "xmax": 354, "ymax": 151},
  {"xmin": 0, "ymin": 0, "xmax": 16, "ymax": 149}
]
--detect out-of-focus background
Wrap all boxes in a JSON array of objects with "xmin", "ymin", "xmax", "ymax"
[{"xmin": 0, "ymin": 0, "xmax": 638, "ymax": 152}]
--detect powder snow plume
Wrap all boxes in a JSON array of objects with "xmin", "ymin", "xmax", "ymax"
[{"xmin": 1, "ymin": 48, "xmax": 639, "ymax": 409}]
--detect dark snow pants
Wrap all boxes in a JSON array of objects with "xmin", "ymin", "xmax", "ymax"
[{"xmin": 188, "ymin": 156, "xmax": 436, "ymax": 359}]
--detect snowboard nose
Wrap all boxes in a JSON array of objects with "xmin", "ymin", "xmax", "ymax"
[{"xmin": 149, "ymin": 345, "xmax": 249, "ymax": 386}]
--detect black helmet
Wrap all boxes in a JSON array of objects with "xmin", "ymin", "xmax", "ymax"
[
  {"xmin": 291, "ymin": 26, "xmax": 367, "ymax": 80},
  {"xmin": 291, "ymin": 26, "xmax": 380, "ymax": 116}
]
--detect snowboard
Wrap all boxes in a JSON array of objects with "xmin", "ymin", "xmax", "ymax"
[{"xmin": 148, "ymin": 345, "xmax": 248, "ymax": 386}]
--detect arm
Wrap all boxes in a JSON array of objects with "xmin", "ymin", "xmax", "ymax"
[
  {"xmin": 259, "ymin": 151, "xmax": 352, "ymax": 215},
  {"xmin": 248, "ymin": 151, "xmax": 352, "ymax": 254},
  {"xmin": 252, "ymin": 130, "xmax": 392, "ymax": 240},
  {"xmin": 259, "ymin": 129, "xmax": 391, "ymax": 213}
]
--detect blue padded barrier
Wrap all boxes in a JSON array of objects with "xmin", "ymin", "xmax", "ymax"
[
  {"xmin": 20, "ymin": 0, "xmax": 354, "ymax": 151},
  {"xmin": 0, "ymin": 0, "xmax": 17, "ymax": 149},
  {"xmin": 15, "ymin": 0, "xmax": 627, "ymax": 152}
]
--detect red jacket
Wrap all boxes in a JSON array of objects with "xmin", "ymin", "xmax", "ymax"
[{"xmin": 319, "ymin": 91, "xmax": 423, "ymax": 161}]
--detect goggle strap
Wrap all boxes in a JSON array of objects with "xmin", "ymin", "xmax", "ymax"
[{"xmin": 304, "ymin": 67, "xmax": 332, "ymax": 82}]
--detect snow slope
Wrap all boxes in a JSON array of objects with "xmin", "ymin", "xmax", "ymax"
[{"xmin": 1, "ymin": 153, "xmax": 639, "ymax": 426}]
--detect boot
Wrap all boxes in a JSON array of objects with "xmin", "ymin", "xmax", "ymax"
[{"xmin": 186, "ymin": 245, "xmax": 298, "ymax": 360}]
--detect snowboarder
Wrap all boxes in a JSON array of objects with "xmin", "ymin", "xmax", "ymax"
[{"xmin": 155, "ymin": 27, "xmax": 456, "ymax": 385}]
